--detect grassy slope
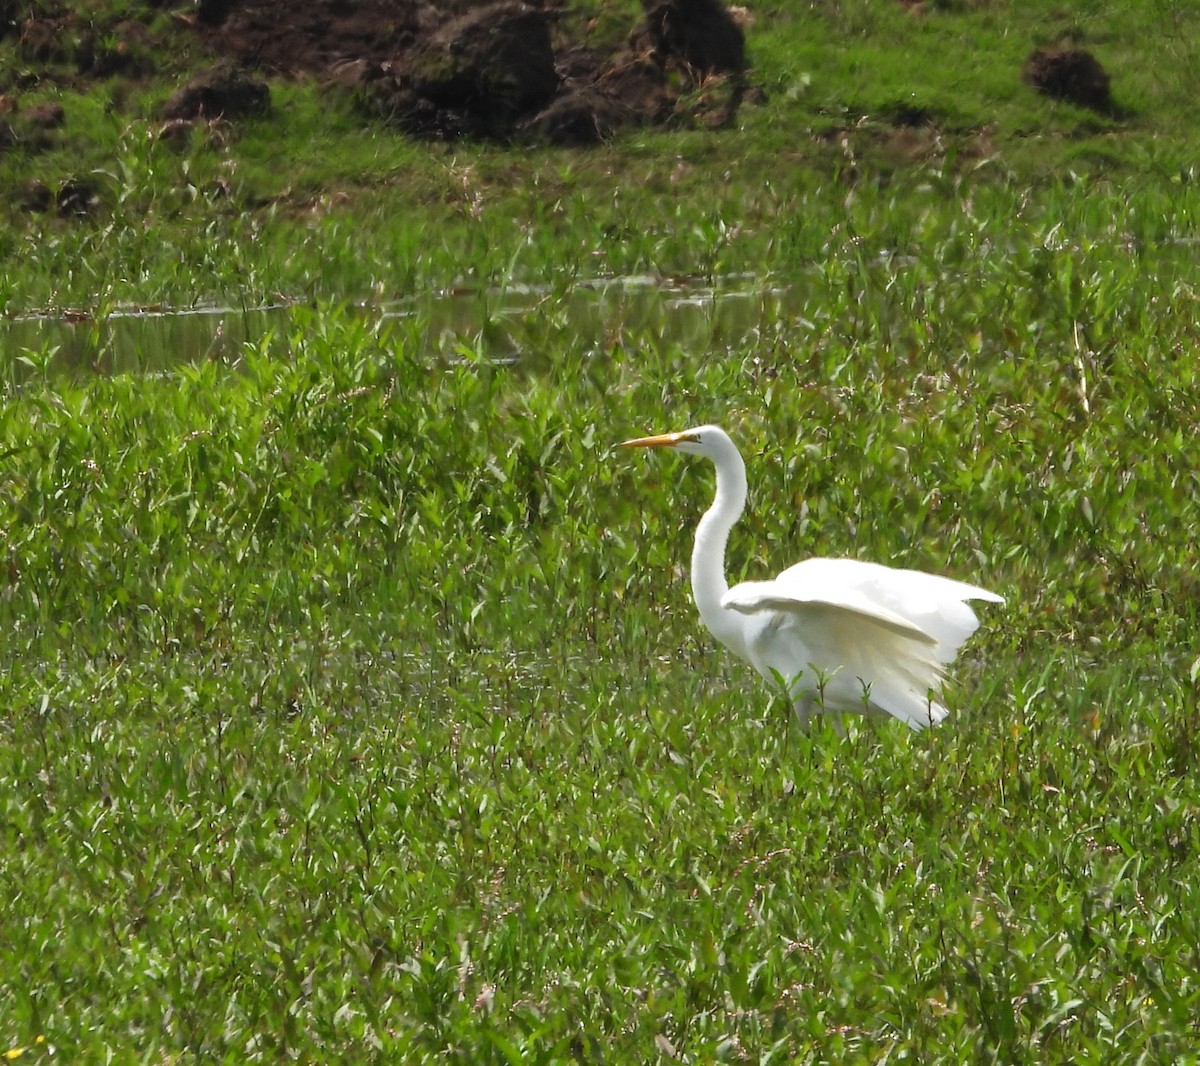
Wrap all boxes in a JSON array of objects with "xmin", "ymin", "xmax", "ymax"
[
  {"xmin": 2, "ymin": 1, "xmax": 1200, "ymax": 1062},
  {"xmin": 2, "ymin": 0, "xmax": 1199, "ymax": 309}
]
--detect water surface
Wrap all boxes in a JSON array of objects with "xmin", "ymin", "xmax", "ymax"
[{"xmin": 2, "ymin": 274, "xmax": 794, "ymax": 380}]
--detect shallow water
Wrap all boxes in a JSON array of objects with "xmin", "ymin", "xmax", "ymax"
[
  {"xmin": 2, "ymin": 274, "xmax": 793, "ymax": 380},
  {"xmin": 4, "ymin": 301, "xmax": 292, "ymax": 379}
]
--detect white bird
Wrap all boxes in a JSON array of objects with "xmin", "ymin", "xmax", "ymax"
[{"xmin": 619, "ymin": 425, "xmax": 1003, "ymax": 730}]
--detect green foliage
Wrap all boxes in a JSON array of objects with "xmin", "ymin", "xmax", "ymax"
[
  {"xmin": 2, "ymin": 0, "xmax": 1200, "ymax": 1061},
  {"xmin": 3, "ymin": 0, "xmax": 1200, "ymax": 314},
  {"xmin": 2, "ymin": 183, "xmax": 1200, "ymax": 1057}
]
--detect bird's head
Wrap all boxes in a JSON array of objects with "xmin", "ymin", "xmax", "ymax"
[{"xmin": 618, "ymin": 425, "xmax": 730, "ymax": 458}]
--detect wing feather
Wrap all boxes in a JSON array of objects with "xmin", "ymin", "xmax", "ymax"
[
  {"xmin": 733, "ymin": 598, "xmax": 950, "ymax": 729},
  {"xmin": 721, "ymin": 558, "xmax": 1004, "ymax": 730},
  {"xmin": 723, "ymin": 580, "xmax": 938, "ymax": 644},
  {"xmin": 768, "ymin": 558, "xmax": 1004, "ymax": 662}
]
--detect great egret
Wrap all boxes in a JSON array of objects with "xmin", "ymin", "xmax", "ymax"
[{"xmin": 619, "ymin": 425, "xmax": 1003, "ymax": 730}]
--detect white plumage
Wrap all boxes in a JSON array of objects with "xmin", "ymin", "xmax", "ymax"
[{"xmin": 620, "ymin": 425, "xmax": 1003, "ymax": 730}]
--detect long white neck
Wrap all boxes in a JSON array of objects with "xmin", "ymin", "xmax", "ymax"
[{"xmin": 691, "ymin": 434, "xmax": 748, "ymax": 655}]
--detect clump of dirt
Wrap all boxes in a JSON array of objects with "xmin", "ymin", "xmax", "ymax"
[
  {"xmin": 192, "ymin": 0, "xmax": 750, "ymax": 143},
  {"xmin": 1024, "ymin": 47, "xmax": 1112, "ymax": 112},
  {"xmin": 160, "ymin": 60, "xmax": 270, "ymax": 121},
  {"xmin": 638, "ymin": 0, "xmax": 746, "ymax": 79},
  {"xmin": 0, "ymin": 95, "xmax": 63, "ymax": 158},
  {"xmin": 364, "ymin": 2, "xmax": 560, "ymax": 140}
]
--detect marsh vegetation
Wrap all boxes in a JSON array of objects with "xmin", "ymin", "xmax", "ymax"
[{"xmin": 2, "ymin": 1, "xmax": 1199, "ymax": 1061}]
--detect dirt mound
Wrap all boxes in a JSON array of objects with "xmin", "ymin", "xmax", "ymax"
[
  {"xmin": 192, "ymin": 0, "xmax": 749, "ymax": 143},
  {"xmin": 366, "ymin": 2, "xmax": 559, "ymax": 140},
  {"xmin": 1024, "ymin": 47, "xmax": 1112, "ymax": 112},
  {"xmin": 639, "ymin": 0, "xmax": 746, "ymax": 78},
  {"xmin": 196, "ymin": 0, "xmax": 431, "ymax": 74},
  {"xmin": 161, "ymin": 60, "xmax": 271, "ymax": 121}
]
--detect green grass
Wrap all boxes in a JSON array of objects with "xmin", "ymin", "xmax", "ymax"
[
  {"xmin": 3, "ymin": 0, "xmax": 1200, "ymax": 313},
  {"xmin": 3, "ymin": 0, "xmax": 1200, "ymax": 1061},
  {"xmin": 2, "ymin": 180, "xmax": 1199, "ymax": 1058}
]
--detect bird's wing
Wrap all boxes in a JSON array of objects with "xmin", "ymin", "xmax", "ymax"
[
  {"xmin": 770, "ymin": 558, "xmax": 1004, "ymax": 661},
  {"xmin": 776, "ymin": 557, "xmax": 1004, "ymax": 605},
  {"xmin": 730, "ymin": 592, "xmax": 950, "ymax": 730},
  {"xmin": 722, "ymin": 579, "xmax": 939, "ymax": 645}
]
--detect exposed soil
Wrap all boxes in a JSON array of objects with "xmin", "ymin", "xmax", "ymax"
[
  {"xmin": 196, "ymin": 0, "xmax": 435, "ymax": 73},
  {"xmin": 160, "ymin": 60, "xmax": 271, "ymax": 121},
  {"xmin": 4, "ymin": 0, "xmax": 750, "ymax": 147},
  {"xmin": 1024, "ymin": 47, "xmax": 1112, "ymax": 112},
  {"xmin": 193, "ymin": 0, "xmax": 750, "ymax": 143}
]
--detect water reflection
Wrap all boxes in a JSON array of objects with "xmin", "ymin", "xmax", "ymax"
[{"xmin": 2, "ymin": 274, "xmax": 791, "ymax": 381}]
